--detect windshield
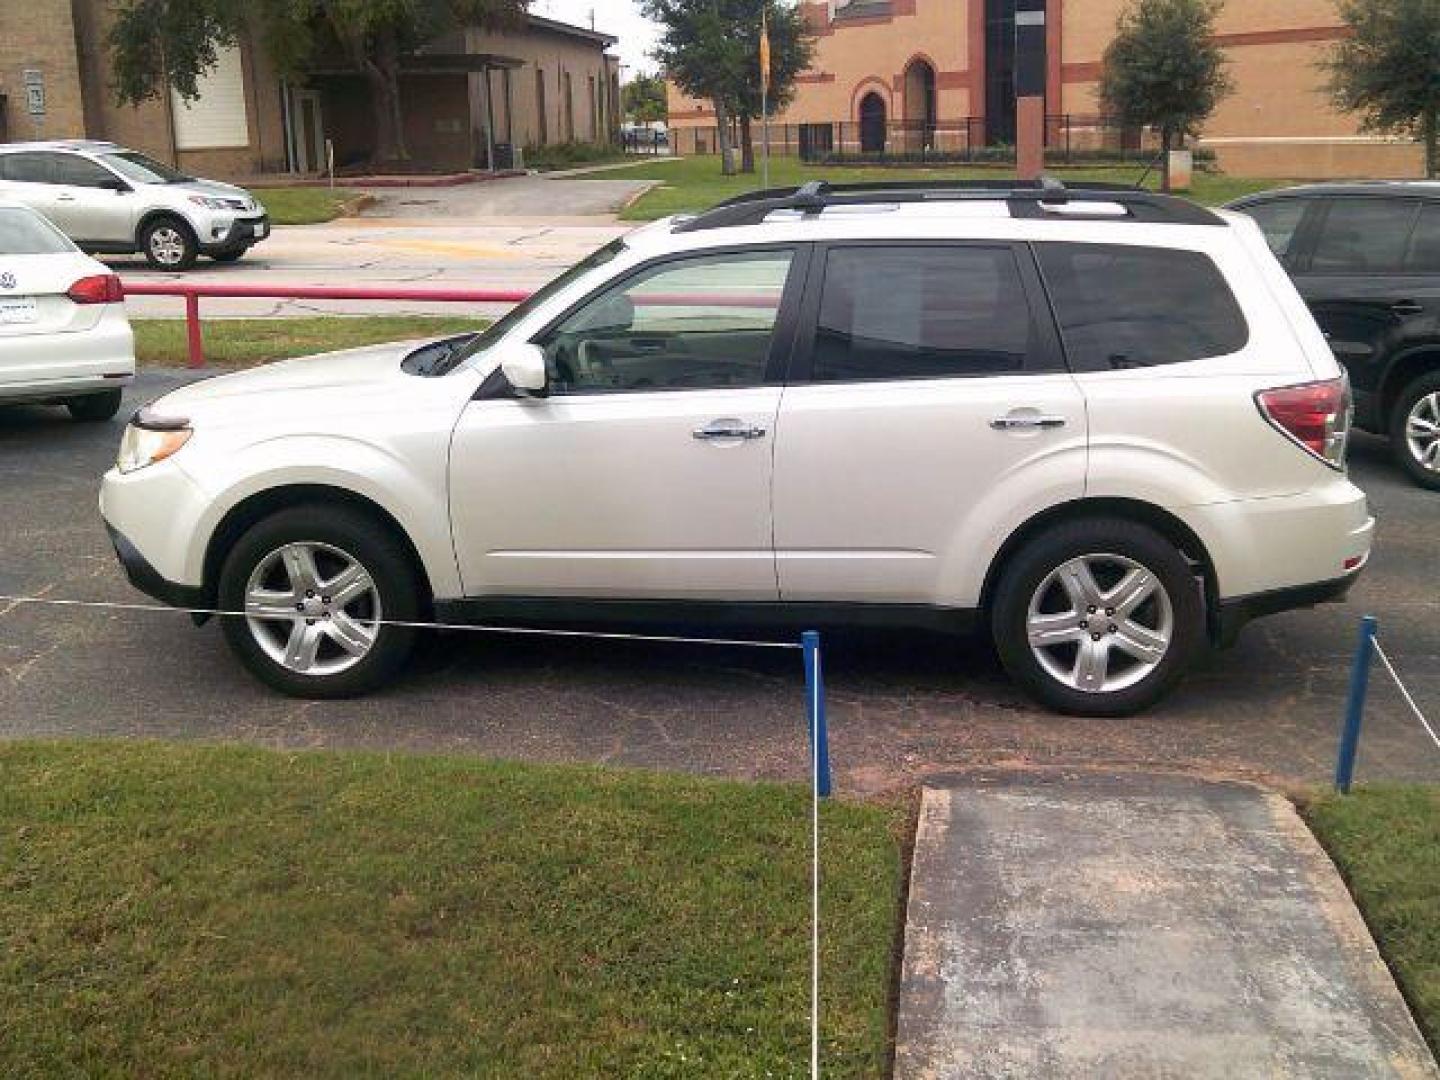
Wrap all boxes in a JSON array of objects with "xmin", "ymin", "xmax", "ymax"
[
  {"xmin": 437, "ymin": 239, "xmax": 628, "ymax": 375},
  {"xmin": 0, "ymin": 207, "xmax": 76, "ymax": 254},
  {"xmin": 101, "ymin": 151, "xmax": 192, "ymax": 185}
]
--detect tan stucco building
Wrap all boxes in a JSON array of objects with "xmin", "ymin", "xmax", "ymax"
[
  {"xmin": 667, "ymin": 0, "xmax": 1423, "ymax": 179},
  {"xmin": 0, "ymin": 1, "xmax": 621, "ymax": 178}
]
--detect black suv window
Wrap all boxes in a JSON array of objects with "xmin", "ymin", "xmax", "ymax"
[
  {"xmin": 1311, "ymin": 198, "xmax": 1420, "ymax": 273},
  {"xmin": 1036, "ymin": 243, "xmax": 1249, "ymax": 372},
  {"xmin": 810, "ymin": 245, "xmax": 1036, "ymax": 382},
  {"xmin": 1405, "ymin": 203, "xmax": 1440, "ymax": 273},
  {"xmin": 1242, "ymin": 199, "xmax": 1308, "ymax": 260},
  {"xmin": 0, "ymin": 152, "xmax": 54, "ymax": 183}
]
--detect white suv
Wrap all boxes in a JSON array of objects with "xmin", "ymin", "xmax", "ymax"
[
  {"xmin": 0, "ymin": 141, "xmax": 269, "ymax": 270},
  {"xmin": 99, "ymin": 180, "xmax": 1374, "ymax": 715}
]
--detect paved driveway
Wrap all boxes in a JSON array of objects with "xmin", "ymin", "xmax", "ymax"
[{"xmin": 1, "ymin": 371, "xmax": 1437, "ymax": 792}]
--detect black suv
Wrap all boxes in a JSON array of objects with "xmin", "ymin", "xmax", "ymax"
[{"xmin": 1228, "ymin": 183, "xmax": 1440, "ymax": 489}]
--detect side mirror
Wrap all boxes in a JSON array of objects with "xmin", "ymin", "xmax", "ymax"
[{"xmin": 497, "ymin": 342, "xmax": 548, "ymax": 398}]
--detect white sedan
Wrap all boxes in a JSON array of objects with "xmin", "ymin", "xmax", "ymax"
[{"xmin": 0, "ymin": 199, "xmax": 134, "ymax": 422}]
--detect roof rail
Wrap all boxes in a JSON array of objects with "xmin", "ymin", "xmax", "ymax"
[{"xmin": 672, "ymin": 176, "xmax": 1225, "ymax": 232}]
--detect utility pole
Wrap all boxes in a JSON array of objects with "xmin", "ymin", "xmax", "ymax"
[{"xmin": 1015, "ymin": 0, "xmax": 1047, "ymax": 181}]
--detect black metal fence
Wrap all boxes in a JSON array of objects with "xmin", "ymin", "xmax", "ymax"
[{"xmin": 668, "ymin": 115, "xmax": 1182, "ymax": 167}]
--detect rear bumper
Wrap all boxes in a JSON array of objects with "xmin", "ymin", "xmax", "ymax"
[
  {"xmin": 0, "ymin": 310, "xmax": 135, "ymax": 398},
  {"xmin": 0, "ymin": 372, "xmax": 133, "ymax": 403},
  {"xmin": 1213, "ymin": 570, "xmax": 1362, "ymax": 647}
]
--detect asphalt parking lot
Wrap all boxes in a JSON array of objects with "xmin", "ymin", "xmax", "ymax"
[{"xmin": 1, "ymin": 370, "xmax": 1437, "ymax": 794}]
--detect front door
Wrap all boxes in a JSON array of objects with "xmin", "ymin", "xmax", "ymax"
[
  {"xmin": 449, "ymin": 246, "xmax": 805, "ymax": 600},
  {"xmin": 773, "ymin": 242, "xmax": 1087, "ymax": 606},
  {"xmin": 48, "ymin": 153, "xmax": 132, "ymax": 244}
]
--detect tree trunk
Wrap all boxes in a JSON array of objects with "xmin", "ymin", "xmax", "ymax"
[
  {"xmin": 371, "ymin": 26, "xmax": 409, "ymax": 166},
  {"xmin": 1160, "ymin": 126, "xmax": 1173, "ymax": 193},
  {"xmin": 739, "ymin": 114, "xmax": 756, "ymax": 173},
  {"xmin": 714, "ymin": 97, "xmax": 737, "ymax": 176},
  {"xmin": 1425, "ymin": 107, "xmax": 1438, "ymax": 180}
]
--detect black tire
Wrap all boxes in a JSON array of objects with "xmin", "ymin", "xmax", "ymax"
[
  {"xmin": 66, "ymin": 389, "xmax": 123, "ymax": 423},
  {"xmin": 991, "ymin": 518, "xmax": 1204, "ymax": 717},
  {"xmin": 217, "ymin": 505, "xmax": 423, "ymax": 698},
  {"xmin": 209, "ymin": 247, "xmax": 248, "ymax": 264},
  {"xmin": 140, "ymin": 215, "xmax": 199, "ymax": 271},
  {"xmin": 1389, "ymin": 371, "xmax": 1440, "ymax": 491}
]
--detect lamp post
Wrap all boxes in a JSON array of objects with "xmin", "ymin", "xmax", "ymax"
[{"xmin": 1015, "ymin": 0, "xmax": 1047, "ymax": 181}]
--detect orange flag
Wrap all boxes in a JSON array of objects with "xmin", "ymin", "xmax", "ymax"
[{"xmin": 760, "ymin": 9, "xmax": 772, "ymax": 91}]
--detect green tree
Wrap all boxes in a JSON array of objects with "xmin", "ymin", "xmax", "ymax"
[
  {"xmin": 623, "ymin": 73, "xmax": 669, "ymax": 125},
  {"xmin": 644, "ymin": 0, "xmax": 815, "ymax": 176},
  {"xmin": 1324, "ymin": 0, "xmax": 1440, "ymax": 179},
  {"xmin": 107, "ymin": 0, "xmax": 529, "ymax": 167},
  {"xmin": 1099, "ymin": 0, "xmax": 1233, "ymax": 191}
]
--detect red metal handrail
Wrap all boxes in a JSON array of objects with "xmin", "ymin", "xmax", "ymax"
[{"xmin": 120, "ymin": 281, "xmax": 534, "ymax": 368}]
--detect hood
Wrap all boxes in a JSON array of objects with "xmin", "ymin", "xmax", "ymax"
[
  {"xmin": 175, "ymin": 178, "xmax": 259, "ymax": 210},
  {"xmin": 150, "ymin": 339, "xmax": 443, "ymax": 424}
]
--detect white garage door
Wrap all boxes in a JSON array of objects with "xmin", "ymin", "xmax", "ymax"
[{"xmin": 170, "ymin": 45, "xmax": 250, "ymax": 150}]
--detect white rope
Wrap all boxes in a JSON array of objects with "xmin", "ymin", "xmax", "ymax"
[
  {"xmin": 1372, "ymin": 639, "xmax": 1440, "ymax": 753},
  {"xmin": 0, "ymin": 594, "xmax": 803, "ymax": 651}
]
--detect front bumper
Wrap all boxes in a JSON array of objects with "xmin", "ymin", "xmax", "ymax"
[
  {"xmin": 106, "ymin": 522, "xmax": 207, "ymax": 612},
  {"xmin": 199, "ymin": 214, "xmax": 270, "ymax": 253}
]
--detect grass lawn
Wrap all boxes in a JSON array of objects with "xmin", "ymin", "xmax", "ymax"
[
  {"xmin": 255, "ymin": 187, "xmax": 365, "ymax": 226},
  {"xmin": 0, "ymin": 742, "xmax": 905, "ymax": 1078},
  {"xmin": 585, "ymin": 156, "xmax": 1295, "ymax": 221},
  {"xmin": 1304, "ymin": 786, "xmax": 1440, "ymax": 1052},
  {"xmin": 133, "ymin": 316, "xmax": 487, "ymax": 367}
]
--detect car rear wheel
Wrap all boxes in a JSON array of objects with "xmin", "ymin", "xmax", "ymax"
[
  {"xmin": 66, "ymin": 389, "xmax": 123, "ymax": 423},
  {"xmin": 217, "ymin": 505, "xmax": 422, "ymax": 698},
  {"xmin": 991, "ymin": 519, "xmax": 1204, "ymax": 716},
  {"xmin": 1390, "ymin": 372, "xmax": 1440, "ymax": 491},
  {"xmin": 141, "ymin": 216, "xmax": 199, "ymax": 271}
]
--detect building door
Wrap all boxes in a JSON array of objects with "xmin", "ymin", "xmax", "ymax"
[
  {"xmin": 287, "ymin": 87, "xmax": 326, "ymax": 173},
  {"xmin": 985, "ymin": 0, "xmax": 1017, "ymax": 146},
  {"xmin": 859, "ymin": 93, "xmax": 887, "ymax": 154}
]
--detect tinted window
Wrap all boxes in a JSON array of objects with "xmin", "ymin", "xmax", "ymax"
[
  {"xmin": 539, "ymin": 249, "xmax": 794, "ymax": 394},
  {"xmin": 1405, "ymin": 203, "xmax": 1440, "ymax": 273},
  {"xmin": 1242, "ymin": 199, "xmax": 1307, "ymax": 260},
  {"xmin": 52, "ymin": 154, "xmax": 119, "ymax": 188},
  {"xmin": 811, "ymin": 246, "xmax": 1034, "ymax": 382},
  {"xmin": 1311, "ymin": 198, "xmax": 1420, "ymax": 273},
  {"xmin": 0, "ymin": 207, "xmax": 74, "ymax": 254},
  {"xmin": 1037, "ymin": 243, "xmax": 1249, "ymax": 372},
  {"xmin": 0, "ymin": 153, "xmax": 54, "ymax": 184}
]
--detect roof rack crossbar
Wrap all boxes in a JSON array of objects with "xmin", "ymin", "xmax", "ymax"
[{"xmin": 672, "ymin": 175, "xmax": 1225, "ymax": 232}]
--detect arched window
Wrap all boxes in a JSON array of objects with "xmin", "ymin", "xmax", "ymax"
[
  {"xmin": 903, "ymin": 59, "xmax": 938, "ymax": 152},
  {"xmin": 859, "ymin": 92, "xmax": 887, "ymax": 154}
]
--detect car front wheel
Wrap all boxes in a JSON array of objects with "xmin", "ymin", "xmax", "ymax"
[
  {"xmin": 991, "ymin": 519, "xmax": 1204, "ymax": 716},
  {"xmin": 140, "ymin": 216, "xmax": 199, "ymax": 271},
  {"xmin": 217, "ymin": 505, "xmax": 423, "ymax": 698},
  {"xmin": 1391, "ymin": 372, "xmax": 1440, "ymax": 490}
]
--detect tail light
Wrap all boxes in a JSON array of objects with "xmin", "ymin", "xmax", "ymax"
[
  {"xmin": 67, "ymin": 274, "xmax": 124, "ymax": 305},
  {"xmin": 1255, "ymin": 377, "xmax": 1351, "ymax": 470}
]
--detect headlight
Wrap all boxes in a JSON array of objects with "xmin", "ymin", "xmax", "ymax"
[
  {"xmin": 188, "ymin": 196, "xmax": 230, "ymax": 210},
  {"xmin": 117, "ymin": 415, "xmax": 192, "ymax": 474}
]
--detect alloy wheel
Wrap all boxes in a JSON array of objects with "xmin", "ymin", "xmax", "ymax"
[
  {"xmin": 1405, "ymin": 391, "xmax": 1440, "ymax": 474},
  {"xmin": 244, "ymin": 542, "xmax": 382, "ymax": 676},
  {"xmin": 149, "ymin": 226, "xmax": 188, "ymax": 266},
  {"xmin": 1026, "ymin": 553, "xmax": 1175, "ymax": 694}
]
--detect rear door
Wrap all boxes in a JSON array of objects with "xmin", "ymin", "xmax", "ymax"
[
  {"xmin": 1289, "ymin": 196, "xmax": 1440, "ymax": 421},
  {"xmin": 0, "ymin": 152, "xmax": 62, "ymax": 223},
  {"xmin": 772, "ymin": 242, "xmax": 1087, "ymax": 607}
]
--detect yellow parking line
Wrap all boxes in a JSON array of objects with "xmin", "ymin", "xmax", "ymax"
[{"xmin": 378, "ymin": 239, "xmax": 523, "ymax": 260}]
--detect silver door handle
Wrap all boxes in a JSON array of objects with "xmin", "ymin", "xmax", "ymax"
[
  {"xmin": 55, "ymin": 194, "xmax": 77, "ymax": 202},
  {"xmin": 991, "ymin": 415, "xmax": 1067, "ymax": 431},
  {"xmin": 693, "ymin": 420, "xmax": 767, "ymax": 441}
]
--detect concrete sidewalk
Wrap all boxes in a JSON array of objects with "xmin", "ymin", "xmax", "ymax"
[{"xmin": 897, "ymin": 774, "xmax": 1438, "ymax": 1079}]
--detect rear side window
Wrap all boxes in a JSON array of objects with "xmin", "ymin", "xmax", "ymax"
[
  {"xmin": 1405, "ymin": 203, "xmax": 1440, "ymax": 272},
  {"xmin": 1036, "ymin": 243, "xmax": 1249, "ymax": 372},
  {"xmin": 1241, "ymin": 199, "xmax": 1308, "ymax": 260},
  {"xmin": 0, "ymin": 207, "xmax": 74, "ymax": 254},
  {"xmin": 0, "ymin": 153, "xmax": 54, "ymax": 184},
  {"xmin": 810, "ymin": 245, "xmax": 1036, "ymax": 382},
  {"xmin": 1311, "ymin": 198, "xmax": 1419, "ymax": 273}
]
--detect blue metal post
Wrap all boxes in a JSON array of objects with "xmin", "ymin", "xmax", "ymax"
[
  {"xmin": 803, "ymin": 631, "xmax": 832, "ymax": 798},
  {"xmin": 1336, "ymin": 615, "xmax": 1379, "ymax": 794}
]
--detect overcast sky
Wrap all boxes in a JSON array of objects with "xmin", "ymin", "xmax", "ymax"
[{"xmin": 530, "ymin": 0, "xmax": 663, "ymax": 76}]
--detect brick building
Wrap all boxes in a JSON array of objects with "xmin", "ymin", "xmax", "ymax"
[
  {"xmin": 0, "ymin": 1, "xmax": 621, "ymax": 178},
  {"xmin": 667, "ymin": 0, "xmax": 1421, "ymax": 179}
]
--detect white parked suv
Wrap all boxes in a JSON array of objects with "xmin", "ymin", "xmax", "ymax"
[
  {"xmin": 0, "ymin": 141, "xmax": 269, "ymax": 270},
  {"xmin": 99, "ymin": 180, "xmax": 1374, "ymax": 715},
  {"xmin": 0, "ymin": 200, "xmax": 134, "ymax": 421}
]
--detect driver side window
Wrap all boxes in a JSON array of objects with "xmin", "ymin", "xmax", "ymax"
[{"xmin": 537, "ymin": 248, "xmax": 795, "ymax": 394}]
